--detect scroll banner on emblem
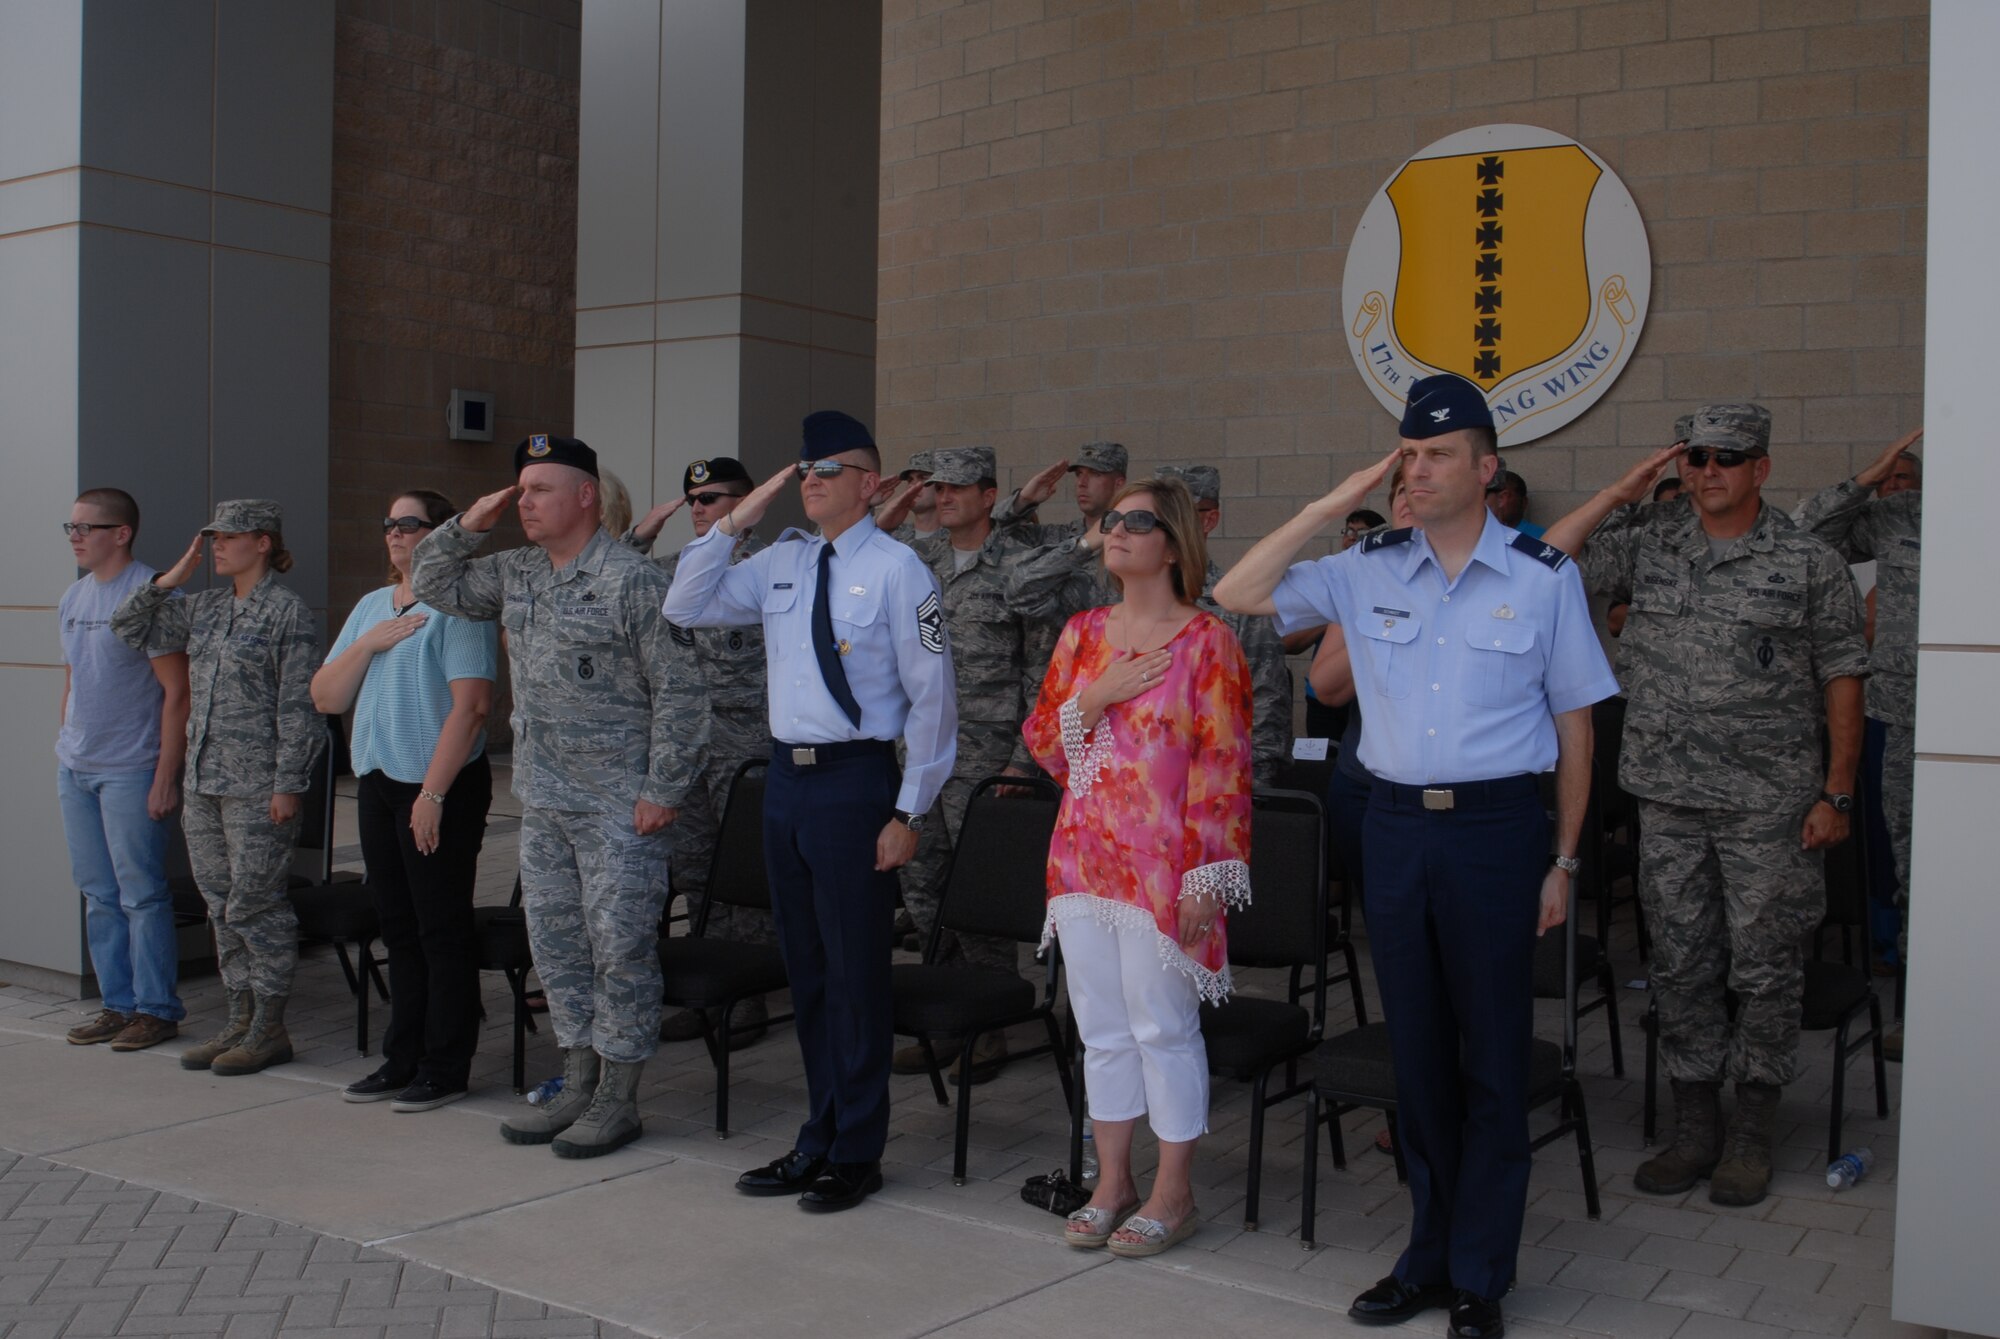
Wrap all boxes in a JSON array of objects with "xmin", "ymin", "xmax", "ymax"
[{"xmin": 1343, "ymin": 124, "xmax": 1651, "ymax": 446}]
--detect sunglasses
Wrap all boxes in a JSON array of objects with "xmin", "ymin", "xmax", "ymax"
[
  {"xmin": 795, "ymin": 461, "xmax": 869, "ymax": 480},
  {"xmin": 1684, "ymin": 448, "xmax": 1759, "ymax": 470},
  {"xmin": 382, "ymin": 516, "xmax": 437, "ymax": 534},
  {"xmin": 1099, "ymin": 509, "xmax": 1173, "ymax": 537},
  {"xmin": 685, "ymin": 491, "xmax": 744, "ymax": 507},
  {"xmin": 62, "ymin": 522, "xmax": 121, "ymax": 537}
]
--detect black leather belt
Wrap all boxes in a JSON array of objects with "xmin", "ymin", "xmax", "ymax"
[
  {"xmin": 1376, "ymin": 774, "xmax": 1538, "ymax": 812},
  {"xmin": 773, "ymin": 739, "xmax": 897, "ymax": 767}
]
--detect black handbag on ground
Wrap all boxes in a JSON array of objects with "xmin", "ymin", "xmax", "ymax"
[{"xmin": 1019, "ymin": 1167, "xmax": 1091, "ymax": 1217}]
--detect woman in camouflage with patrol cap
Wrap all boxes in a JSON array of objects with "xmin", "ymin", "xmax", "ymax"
[{"xmin": 113, "ymin": 499, "xmax": 323, "ymax": 1078}]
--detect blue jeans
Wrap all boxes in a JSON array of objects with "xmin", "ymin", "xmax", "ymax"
[{"xmin": 57, "ymin": 766, "xmax": 184, "ymax": 1021}]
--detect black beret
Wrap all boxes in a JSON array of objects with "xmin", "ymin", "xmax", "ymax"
[
  {"xmin": 683, "ymin": 457, "xmax": 753, "ymax": 494},
  {"xmin": 801, "ymin": 410, "xmax": 875, "ymax": 461},
  {"xmin": 1400, "ymin": 374, "xmax": 1494, "ymax": 440},
  {"xmin": 514, "ymin": 433, "xmax": 598, "ymax": 478}
]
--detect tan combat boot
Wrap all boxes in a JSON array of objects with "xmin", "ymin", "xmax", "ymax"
[
  {"xmin": 1709, "ymin": 1081, "xmax": 1782, "ymax": 1207},
  {"xmin": 210, "ymin": 995, "xmax": 294, "ymax": 1075},
  {"xmin": 180, "ymin": 991, "xmax": 254, "ymax": 1071},
  {"xmin": 1633, "ymin": 1079, "xmax": 1723, "ymax": 1194},
  {"xmin": 501, "ymin": 1047, "xmax": 600, "ymax": 1145},
  {"xmin": 551, "ymin": 1058, "xmax": 644, "ymax": 1159}
]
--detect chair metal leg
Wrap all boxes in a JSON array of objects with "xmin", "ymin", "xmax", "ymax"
[
  {"xmin": 1601, "ymin": 964, "xmax": 1626, "ymax": 1078},
  {"xmin": 366, "ymin": 945, "xmax": 389, "ymax": 999},
  {"xmin": 1827, "ymin": 1015, "xmax": 1851, "ymax": 1164},
  {"xmin": 1327, "ymin": 1104, "xmax": 1348, "ymax": 1172},
  {"xmin": 921, "ymin": 1036, "xmax": 950, "ymax": 1106},
  {"xmin": 1642, "ymin": 1001, "xmax": 1659, "ymax": 1144},
  {"xmin": 1868, "ymin": 995, "xmax": 1889, "ymax": 1117},
  {"xmin": 1344, "ymin": 941, "xmax": 1369, "ymax": 1026},
  {"xmin": 1300, "ymin": 1090, "xmax": 1321, "ymax": 1250},
  {"xmin": 509, "ymin": 972, "xmax": 528, "ymax": 1094},
  {"xmin": 714, "ymin": 1002, "xmax": 735, "ymax": 1139},
  {"xmin": 951, "ymin": 1031, "xmax": 980, "ymax": 1186},
  {"xmin": 1041, "ymin": 1014, "xmax": 1075, "ymax": 1110},
  {"xmin": 1569, "ymin": 1079, "xmax": 1602, "ymax": 1220},
  {"xmin": 1243, "ymin": 1070, "xmax": 1270, "ymax": 1231}
]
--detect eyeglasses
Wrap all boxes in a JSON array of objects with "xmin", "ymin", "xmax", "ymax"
[
  {"xmin": 685, "ymin": 491, "xmax": 744, "ymax": 507},
  {"xmin": 62, "ymin": 522, "xmax": 121, "ymax": 537},
  {"xmin": 1099, "ymin": 509, "xmax": 1172, "ymax": 537},
  {"xmin": 795, "ymin": 461, "xmax": 869, "ymax": 480},
  {"xmin": 1342, "ymin": 523, "xmax": 1373, "ymax": 538},
  {"xmin": 381, "ymin": 516, "xmax": 437, "ymax": 534},
  {"xmin": 1684, "ymin": 448, "xmax": 1758, "ymax": 470}
]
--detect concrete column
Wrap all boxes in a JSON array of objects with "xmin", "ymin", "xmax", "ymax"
[
  {"xmin": 574, "ymin": 1, "xmax": 880, "ymax": 530},
  {"xmin": 0, "ymin": 1, "xmax": 332, "ymax": 991},
  {"xmin": 1893, "ymin": 2, "xmax": 1999, "ymax": 1331}
]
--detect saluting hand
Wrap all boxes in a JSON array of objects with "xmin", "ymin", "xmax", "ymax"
[
  {"xmin": 632, "ymin": 497, "xmax": 685, "ymax": 545},
  {"xmin": 719, "ymin": 465, "xmax": 797, "ymax": 537},
  {"xmin": 460, "ymin": 485, "xmax": 520, "ymax": 534},
  {"xmin": 1314, "ymin": 447, "xmax": 1404, "ymax": 525},
  {"xmin": 874, "ymin": 475, "xmax": 925, "ymax": 532},
  {"xmin": 1603, "ymin": 443, "xmax": 1687, "ymax": 507},
  {"xmin": 1855, "ymin": 426, "xmax": 1923, "ymax": 489},
  {"xmin": 156, "ymin": 534, "xmax": 207, "ymax": 590},
  {"xmin": 1019, "ymin": 458, "xmax": 1071, "ymax": 507}
]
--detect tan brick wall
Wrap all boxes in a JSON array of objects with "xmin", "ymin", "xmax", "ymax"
[
  {"xmin": 328, "ymin": 0, "xmax": 580, "ymax": 619},
  {"xmin": 876, "ymin": 0, "xmax": 1928, "ymax": 563}
]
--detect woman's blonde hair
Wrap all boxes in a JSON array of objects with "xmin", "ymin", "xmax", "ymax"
[
  {"xmin": 1101, "ymin": 475, "xmax": 1208, "ymax": 604},
  {"xmin": 258, "ymin": 533, "xmax": 294, "ymax": 574},
  {"xmin": 598, "ymin": 467, "xmax": 632, "ymax": 537}
]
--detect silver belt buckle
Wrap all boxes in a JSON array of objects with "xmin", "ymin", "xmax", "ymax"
[
  {"xmin": 792, "ymin": 747, "xmax": 817, "ymax": 766},
  {"xmin": 1422, "ymin": 788, "xmax": 1455, "ymax": 811}
]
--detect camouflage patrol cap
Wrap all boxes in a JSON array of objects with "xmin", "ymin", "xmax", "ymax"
[
  {"xmin": 1687, "ymin": 402, "xmax": 1772, "ymax": 455},
  {"xmin": 1673, "ymin": 413, "xmax": 1695, "ymax": 445},
  {"xmin": 1155, "ymin": 464, "xmax": 1220, "ymax": 504},
  {"xmin": 1072, "ymin": 440, "xmax": 1128, "ymax": 475},
  {"xmin": 200, "ymin": 499, "xmax": 283, "ymax": 535},
  {"xmin": 900, "ymin": 449, "xmax": 937, "ymax": 480},
  {"xmin": 928, "ymin": 445, "xmax": 997, "ymax": 487}
]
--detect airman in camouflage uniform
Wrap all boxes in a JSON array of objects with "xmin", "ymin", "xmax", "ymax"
[
  {"xmin": 412, "ymin": 434, "xmax": 707, "ymax": 1158},
  {"xmin": 888, "ymin": 450, "xmax": 940, "ymax": 546},
  {"xmin": 1793, "ymin": 429, "xmax": 1923, "ymax": 1056},
  {"xmin": 1565, "ymin": 404, "xmax": 1868, "ymax": 1207},
  {"xmin": 890, "ymin": 446, "xmax": 1054, "ymax": 1081},
  {"xmin": 112, "ymin": 499, "xmax": 323, "ymax": 1077},
  {"xmin": 628, "ymin": 457, "xmax": 774, "ymax": 1047}
]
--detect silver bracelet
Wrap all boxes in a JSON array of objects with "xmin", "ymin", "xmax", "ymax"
[{"xmin": 418, "ymin": 789, "xmax": 447, "ymax": 808}]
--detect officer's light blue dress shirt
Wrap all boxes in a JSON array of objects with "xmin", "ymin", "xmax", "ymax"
[
  {"xmin": 1272, "ymin": 513, "xmax": 1618, "ymax": 785},
  {"xmin": 663, "ymin": 513, "xmax": 958, "ymax": 816}
]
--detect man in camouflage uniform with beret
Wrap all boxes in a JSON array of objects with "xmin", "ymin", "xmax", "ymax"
[
  {"xmin": 413, "ymin": 434, "xmax": 707, "ymax": 1159},
  {"xmin": 891, "ymin": 445, "xmax": 1054, "ymax": 1082},
  {"xmin": 627, "ymin": 457, "xmax": 775, "ymax": 1048},
  {"xmin": 1793, "ymin": 426, "xmax": 1924, "ymax": 1059},
  {"xmin": 1545, "ymin": 403, "xmax": 1868, "ymax": 1207}
]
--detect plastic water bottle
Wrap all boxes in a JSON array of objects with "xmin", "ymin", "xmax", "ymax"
[
  {"xmin": 1080, "ymin": 1118, "xmax": 1098, "ymax": 1183},
  {"xmin": 526, "ymin": 1074, "xmax": 564, "ymax": 1106},
  {"xmin": 1826, "ymin": 1148, "xmax": 1874, "ymax": 1190}
]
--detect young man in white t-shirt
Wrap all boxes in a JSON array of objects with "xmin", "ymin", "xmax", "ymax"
[{"xmin": 57, "ymin": 488, "xmax": 191, "ymax": 1051}]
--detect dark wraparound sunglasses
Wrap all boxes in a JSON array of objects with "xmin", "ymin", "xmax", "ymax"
[
  {"xmin": 1099, "ymin": 509, "xmax": 1173, "ymax": 537},
  {"xmin": 1684, "ymin": 448, "xmax": 1759, "ymax": 470},
  {"xmin": 686, "ymin": 491, "xmax": 745, "ymax": 506},
  {"xmin": 796, "ymin": 461, "xmax": 869, "ymax": 479},
  {"xmin": 382, "ymin": 516, "xmax": 438, "ymax": 534}
]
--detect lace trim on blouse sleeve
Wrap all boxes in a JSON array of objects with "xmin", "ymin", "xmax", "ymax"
[
  {"xmin": 1177, "ymin": 858, "xmax": 1251, "ymax": 910},
  {"xmin": 1058, "ymin": 694, "xmax": 1115, "ymax": 797}
]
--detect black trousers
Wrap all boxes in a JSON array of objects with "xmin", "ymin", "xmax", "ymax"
[
  {"xmin": 357, "ymin": 756, "xmax": 491, "ymax": 1088},
  {"xmin": 762, "ymin": 742, "xmax": 901, "ymax": 1163}
]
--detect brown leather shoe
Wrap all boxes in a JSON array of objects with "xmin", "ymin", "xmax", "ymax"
[
  {"xmin": 67, "ymin": 1009, "xmax": 130, "ymax": 1045},
  {"xmin": 109, "ymin": 1014, "xmax": 179, "ymax": 1052}
]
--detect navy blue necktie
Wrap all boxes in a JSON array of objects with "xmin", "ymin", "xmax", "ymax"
[{"xmin": 812, "ymin": 542, "xmax": 863, "ymax": 727}]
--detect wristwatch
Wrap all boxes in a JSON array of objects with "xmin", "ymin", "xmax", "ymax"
[
  {"xmin": 895, "ymin": 809, "xmax": 927, "ymax": 833},
  {"xmin": 1820, "ymin": 792, "xmax": 1854, "ymax": 814},
  {"xmin": 1551, "ymin": 854, "xmax": 1582, "ymax": 876}
]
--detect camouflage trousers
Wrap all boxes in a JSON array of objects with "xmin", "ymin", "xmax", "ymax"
[
  {"xmin": 1638, "ymin": 799, "xmax": 1824, "ymax": 1086},
  {"xmin": 519, "ymin": 806, "xmax": 671, "ymax": 1063},
  {"xmin": 182, "ymin": 792, "xmax": 303, "ymax": 997},
  {"xmin": 1880, "ymin": 720, "xmax": 1914, "ymax": 962},
  {"xmin": 670, "ymin": 742, "xmax": 774, "ymax": 945},
  {"xmin": 899, "ymin": 723, "xmax": 1021, "ymax": 975}
]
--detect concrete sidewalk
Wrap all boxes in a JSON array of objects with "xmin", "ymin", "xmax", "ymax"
[{"xmin": 0, "ymin": 777, "xmax": 1924, "ymax": 1339}]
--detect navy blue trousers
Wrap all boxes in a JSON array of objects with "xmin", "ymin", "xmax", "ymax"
[
  {"xmin": 762, "ymin": 746, "xmax": 901, "ymax": 1163},
  {"xmin": 1363, "ymin": 780, "xmax": 1546, "ymax": 1302}
]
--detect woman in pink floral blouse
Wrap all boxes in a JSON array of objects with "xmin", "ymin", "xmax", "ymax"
[{"xmin": 1023, "ymin": 476, "xmax": 1253, "ymax": 1258}]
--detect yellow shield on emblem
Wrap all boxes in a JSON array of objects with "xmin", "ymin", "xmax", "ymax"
[{"xmin": 1386, "ymin": 145, "xmax": 1602, "ymax": 387}]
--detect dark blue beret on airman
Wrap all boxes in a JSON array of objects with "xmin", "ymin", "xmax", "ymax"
[
  {"xmin": 514, "ymin": 434, "xmax": 598, "ymax": 478},
  {"xmin": 801, "ymin": 410, "xmax": 875, "ymax": 461},
  {"xmin": 1400, "ymin": 374, "xmax": 1494, "ymax": 440}
]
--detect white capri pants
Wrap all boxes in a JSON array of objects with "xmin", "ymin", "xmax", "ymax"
[{"xmin": 1056, "ymin": 910, "xmax": 1210, "ymax": 1143}]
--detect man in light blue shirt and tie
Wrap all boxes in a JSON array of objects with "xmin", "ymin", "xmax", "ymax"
[
  {"xmin": 1217, "ymin": 375, "xmax": 1618, "ymax": 1339},
  {"xmin": 664, "ymin": 409, "xmax": 957, "ymax": 1213}
]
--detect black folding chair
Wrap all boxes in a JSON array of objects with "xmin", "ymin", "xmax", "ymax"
[
  {"xmin": 892, "ymin": 776, "xmax": 1074, "ymax": 1185},
  {"xmin": 656, "ymin": 760, "xmax": 794, "ymax": 1137},
  {"xmin": 287, "ymin": 717, "xmax": 384, "ymax": 1054},
  {"xmin": 473, "ymin": 876, "xmax": 536, "ymax": 1094},
  {"xmin": 1195, "ymin": 787, "xmax": 1328, "ymax": 1231}
]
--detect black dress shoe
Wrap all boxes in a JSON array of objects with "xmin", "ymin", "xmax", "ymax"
[
  {"xmin": 1348, "ymin": 1275, "xmax": 1451, "ymax": 1326},
  {"xmin": 390, "ymin": 1079, "xmax": 468, "ymax": 1113},
  {"xmin": 343, "ymin": 1066, "xmax": 415, "ymax": 1103},
  {"xmin": 1448, "ymin": 1291, "xmax": 1505, "ymax": 1339},
  {"xmin": 798, "ymin": 1160, "xmax": 883, "ymax": 1213},
  {"xmin": 736, "ymin": 1150, "xmax": 827, "ymax": 1197}
]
